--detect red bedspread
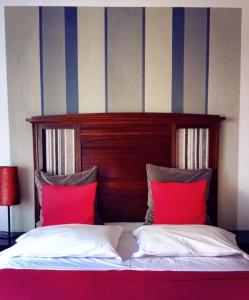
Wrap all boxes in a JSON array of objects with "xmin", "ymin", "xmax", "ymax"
[{"xmin": 0, "ymin": 269, "xmax": 249, "ymax": 300}]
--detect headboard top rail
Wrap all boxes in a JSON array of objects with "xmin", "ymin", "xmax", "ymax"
[{"xmin": 26, "ymin": 112, "xmax": 225, "ymax": 124}]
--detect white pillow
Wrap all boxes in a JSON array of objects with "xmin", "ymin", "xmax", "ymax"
[
  {"xmin": 5, "ymin": 224, "xmax": 123, "ymax": 259},
  {"xmin": 132, "ymin": 225, "xmax": 249, "ymax": 259}
]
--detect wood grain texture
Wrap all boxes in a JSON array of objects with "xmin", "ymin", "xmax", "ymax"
[{"xmin": 26, "ymin": 113, "xmax": 225, "ymax": 224}]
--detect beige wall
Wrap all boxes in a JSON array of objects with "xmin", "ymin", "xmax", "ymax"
[
  {"xmin": 0, "ymin": 1, "xmax": 248, "ymax": 231},
  {"xmin": 78, "ymin": 8, "xmax": 105, "ymax": 113},
  {"xmin": 208, "ymin": 8, "xmax": 241, "ymax": 229},
  {"xmin": 238, "ymin": 4, "xmax": 249, "ymax": 229},
  {"xmin": 0, "ymin": 6, "xmax": 10, "ymax": 231},
  {"xmin": 145, "ymin": 8, "xmax": 172, "ymax": 112},
  {"xmin": 5, "ymin": 7, "xmax": 41, "ymax": 231}
]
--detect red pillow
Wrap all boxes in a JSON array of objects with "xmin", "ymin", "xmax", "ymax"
[
  {"xmin": 42, "ymin": 183, "xmax": 97, "ymax": 226},
  {"xmin": 151, "ymin": 180, "xmax": 207, "ymax": 224}
]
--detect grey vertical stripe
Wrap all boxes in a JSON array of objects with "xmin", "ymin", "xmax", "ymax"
[
  {"xmin": 199, "ymin": 128, "xmax": 203, "ymax": 168},
  {"xmin": 184, "ymin": 128, "xmax": 188, "ymax": 169},
  {"xmin": 105, "ymin": 7, "xmax": 108, "ymax": 112},
  {"xmin": 197, "ymin": 128, "xmax": 200, "ymax": 168},
  {"xmin": 205, "ymin": 8, "xmax": 210, "ymax": 114},
  {"xmin": 183, "ymin": 8, "xmax": 208, "ymax": 114},
  {"xmin": 193, "ymin": 129, "xmax": 196, "ymax": 168},
  {"xmin": 42, "ymin": 7, "xmax": 66, "ymax": 115},
  {"xmin": 57, "ymin": 129, "xmax": 62, "ymax": 175},
  {"xmin": 39, "ymin": 7, "xmax": 44, "ymax": 116},
  {"xmin": 45, "ymin": 130, "xmax": 51, "ymax": 173},
  {"xmin": 60, "ymin": 129, "xmax": 65, "ymax": 174},
  {"xmin": 202, "ymin": 129, "xmax": 206, "ymax": 168},
  {"xmin": 55, "ymin": 129, "xmax": 58, "ymax": 174},
  {"xmin": 205, "ymin": 129, "xmax": 209, "ymax": 167},
  {"xmin": 64, "ymin": 129, "xmax": 68, "ymax": 174},
  {"xmin": 108, "ymin": 8, "xmax": 143, "ymax": 112},
  {"xmin": 65, "ymin": 129, "xmax": 75, "ymax": 174},
  {"xmin": 52, "ymin": 129, "xmax": 56, "ymax": 174},
  {"xmin": 142, "ymin": 7, "xmax": 145, "ymax": 112}
]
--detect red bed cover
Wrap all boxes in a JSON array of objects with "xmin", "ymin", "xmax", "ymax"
[{"xmin": 0, "ymin": 269, "xmax": 249, "ymax": 300}]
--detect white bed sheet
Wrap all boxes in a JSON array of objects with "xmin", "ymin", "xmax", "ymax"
[{"xmin": 0, "ymin": 222, "xmax": 249, "ymax": 272}]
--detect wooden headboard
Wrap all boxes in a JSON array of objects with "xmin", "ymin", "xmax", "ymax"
[{"xmin": 27, "ymin": 113, "xmax": 225, "ymax": 225}]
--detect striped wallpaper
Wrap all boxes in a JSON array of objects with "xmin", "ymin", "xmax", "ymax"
[
  {"xmin": 40, "ymin": 8, "xmax": 211, "ymax": 175},
  {"xmin": 45, "ymin": 129, "xmax": 75, "ymax": 175},
  {"xmin": 177, "ymin": 128, "xmax": 209, "ymax": 169},
  {"xmin": 4, "ymin": 7, "xmax": 242, "ymax": 230},
  {"xmin": 45, "ymin": 127, "xmax": 209, "ymax": 176},
  {"xmin": 38, "ymin": 7, "xmax": 213, "ymax": 115}
]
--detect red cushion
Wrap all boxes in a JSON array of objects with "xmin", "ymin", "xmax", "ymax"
[
  {"xmin": 42, "ymin": 183, "xmax": 97, "ymax": 226},
  {"xmin": 151, "ymin": 180, "xmax": 207, "ymax": 224}
]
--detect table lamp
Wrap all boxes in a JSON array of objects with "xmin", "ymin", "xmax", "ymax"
[{"xmin": 0, "ymin": 166, "xmax": 20, "ymax": 242}]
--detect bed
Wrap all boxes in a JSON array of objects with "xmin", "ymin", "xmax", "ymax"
[{"xmin": 0, "ymin": 112, "xmax": 249, "ymax": 300}]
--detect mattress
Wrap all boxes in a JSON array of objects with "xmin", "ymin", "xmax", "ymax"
[{"xmin": 0, "ymin": 222, "xmax": 249, "ymax": 271}]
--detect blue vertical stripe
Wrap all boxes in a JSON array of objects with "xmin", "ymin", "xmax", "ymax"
[
  {"xmin": 205, "ymin": 8, "xmax": 210, "ymax": 114},
  {"xmin": 65, "ymin": 7, "xmax": 78, "ymax": 114},
  {"xmin": 142, "ymin": 8, "xmax": 145, "ymax": 113},
  {"xmin": 105, "ymin": 8, "xmax": 108, "ymax": 112},
  {"xmin": 39, "ymin": 7, "xmax": 44, "ymax": 116},
  {"xmin": 172, "ymin": 8, "xmax": 185, "ymax": 113}
]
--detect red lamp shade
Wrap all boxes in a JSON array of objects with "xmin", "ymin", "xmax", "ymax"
[{"xmin": 0, "ymin": 166, "xmax": 20, "ymax": 206}]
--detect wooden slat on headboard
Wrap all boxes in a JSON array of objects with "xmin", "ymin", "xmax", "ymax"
[{"xmin": 27, "ymin": 113, "xmax": 225, "ymax": 225}]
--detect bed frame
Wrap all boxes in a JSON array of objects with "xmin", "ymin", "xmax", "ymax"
[
  {"xmin": 26, "ymin": 113, "xmax": 225, "ymax": 225},
  {"xmin": 4, "ymin": 113, "xmax": 249, "ymax": 300}
]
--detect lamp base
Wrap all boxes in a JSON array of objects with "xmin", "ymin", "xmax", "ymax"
[{"xmin": 7, "ymin": 206, "xmax": 11, "ymax": 246}]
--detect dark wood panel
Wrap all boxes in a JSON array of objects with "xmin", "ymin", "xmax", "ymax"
[
  {"xmin": 26, "ymin": 113, "xmax": 225, "ymax": 225},
  {"xmin": 81, "ymin": 131, "xmax": 171, "ymax": 222}
]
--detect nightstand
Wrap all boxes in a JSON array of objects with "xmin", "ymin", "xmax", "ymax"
[
  {"xmin": 233, "ymin": 230, "xmax": 249, "ymax": 253},
  {"xmin": 0, "ymin": 232, "xmax": 24, "ymax": 251}
]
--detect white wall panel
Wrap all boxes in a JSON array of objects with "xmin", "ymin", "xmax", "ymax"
[
  {"xmin": 108, "ymin": 8, "xmax": 143, "ymax": 112},
  {"xmin": 0, "ymin": 6, "xmax": 10, "ymax": 231},
  {"xmin": 78, "ymin": 8, "xmax": 105, "ymax": 113},
  {"xmin": 5, "ymin": 7, "xmax": 41, "ymax": 231},
  {"xmin": 208, "ymin": 8, "xmax": 241, "ymax": 229},
  {"xmin": 145, "ymin": 8, "xmax": 172, "ymax": 112}
]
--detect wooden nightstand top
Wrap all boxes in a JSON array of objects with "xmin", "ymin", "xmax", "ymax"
[
  {"xmin": 233, "ymin": 230, "xmax": 249, "ymax": 253},
  {"xmin": 0, "ymin": 231, "xmax": 25, "ymax": 251}
]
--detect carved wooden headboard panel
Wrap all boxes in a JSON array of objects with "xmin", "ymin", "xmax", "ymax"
[{"xmin": 27, "ymin": 113, "xmax": 224, "ymax": 225}]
